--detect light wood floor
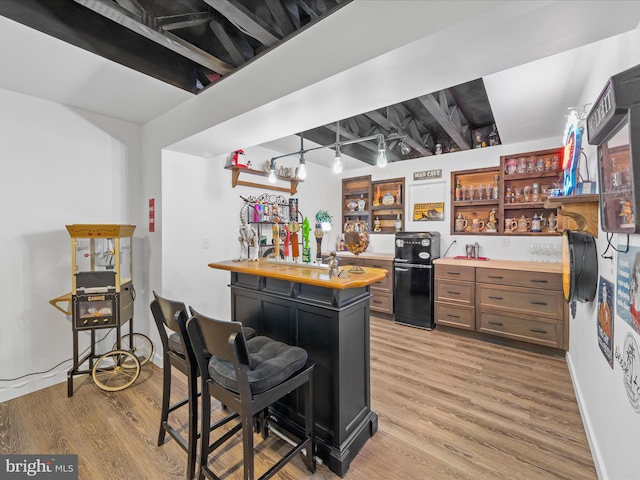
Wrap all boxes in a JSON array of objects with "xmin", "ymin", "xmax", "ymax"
[{"xmin": 0, "ymin": 317, "xmax": 596, "ymax": 480}]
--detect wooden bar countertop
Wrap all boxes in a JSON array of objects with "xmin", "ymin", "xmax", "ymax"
[
  {"xmin": 209, "ymin": 259, "xmax": 387, "ymax": 290},
  {"xmin": 434, "ymin": 257, "xmax": 561, "ymax": 274}
]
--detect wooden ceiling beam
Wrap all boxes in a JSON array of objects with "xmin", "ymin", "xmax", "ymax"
[
  {"xmin": 204, "ymin": 0, "xmax": 280, "ymax": 46},
  {"xmin": 75, "ymin": 0, "xmax": 234, "ymax": 75},
  {"xmin": 266, "ymin": 0, "xmax": 296, "ymax": 37},
  {"xmin": 417, "ymin": 93, "xmax": 471, "ymax": 150},
  {"xmin": 364, "ymin": 110, "xmax": 431, "ymax": 157}
]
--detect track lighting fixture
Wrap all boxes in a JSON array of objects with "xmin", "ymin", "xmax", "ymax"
[
  {"xmin": 333, "ymin": 145, "xmax": 343, "ymax": 173},
  {"xmin": 268, "ymin": 158, "xmax": 277, "ymax": 183},
  {"xmin": 399, "ymin": 140, "xmax": 411, "ymax": 155},
  {"xmin": 376, "ymin": 136, "xmax": 388, "ymax": 168}
]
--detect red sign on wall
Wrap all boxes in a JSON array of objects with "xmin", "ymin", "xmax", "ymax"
[{"xmin": 149, "ymin": 198, "xmax": 155, "ymax": 232}]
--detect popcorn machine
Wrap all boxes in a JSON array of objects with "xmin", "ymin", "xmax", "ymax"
[{"xmin": 50, "ymin": 224, "xmax": 152, "ymax": 396}]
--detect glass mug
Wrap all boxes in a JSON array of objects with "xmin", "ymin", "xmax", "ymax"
[{"xmin": 504, "ymin": 218, "xmax": 517, "ymax": 232}]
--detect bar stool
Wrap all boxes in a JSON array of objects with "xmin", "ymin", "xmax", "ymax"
[
  {"xmin": 186, "ymin": 309, "xmax": 316, "ymax": 480},
  {"xmin": 150, "ymin": 292, "xmax": 199, "ymax": 480}
]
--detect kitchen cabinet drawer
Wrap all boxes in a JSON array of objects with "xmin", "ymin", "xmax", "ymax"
[
  {"xmin": 477, "ymin": 311, "xmax": 563, "ymax": 349},
  {"xmin": 435, "ymin": 264, "xmax": 475, "ymax": 282},
  {"xmin": 363, "ymin": 259, "xmax": 393, "ymax": 293},
  {"xmin": 435, "ymin": 302, "xmax": 475, "ymax": 330},
  {"xmin": 435, "ymin": 279, "xmax": 475, "ymax": 305},
  {"xmin": 476, "ymin": 268, "xmax": 561, "ymax": 290},
  {"xmin": 476, "ymin": 284, "xmax": 564, "ymax": 319},
  {"xmin": 370, "ymin": 292, "xmax": 393, "ymax": 314}
]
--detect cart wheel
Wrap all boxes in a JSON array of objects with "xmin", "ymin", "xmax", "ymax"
[
  {"xmin": 114, "ymin": 333, "xmax": 153, "ymax": 367},
  {"xmin": 92, "ymin": 350, "xmax": 140, "ymax": 391}
]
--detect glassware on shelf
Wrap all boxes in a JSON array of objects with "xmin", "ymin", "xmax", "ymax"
[
  {"xmin": 492, "ymin": 175, "xmax": 500, "ymax": 199},
  {"xmin": 468, "ymin": 184, "xmax": 475, "ymax": 200},
  {"xmin": 514, "ymin": 187, "xmax": 522, "ymax": 203},
  {"xmin": 532, "ymin": 183, "xmax": 540, "ymax": 202},
  {"xmin": 517, "ymin": 157, "xmax": 527, "ymax": 174},
  {"xmin": 477, "ymin": 185, "xmax": 484, "ymax": 200},
  {"xmin": 523, "ymin": 185, "xmax": 531, "ymax": 202},
  {"xmin": 527, "ymin": 158, "xmax": 535, "ymax": 173},
  {"xmin": 486, "ymin": 183, "xmax": 493, "ymax": 200}
]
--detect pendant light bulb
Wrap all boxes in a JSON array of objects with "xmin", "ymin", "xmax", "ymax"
[
  {"xmin": 333, "ymin": 145, "xmax": 343, "ymax": 174},
  {"xmin": 268, "ymin": 159, "xmax": 277, "ymax": 183},
  {"xmin": 297, "ymin": 154, "xmax": 307, "ymax": 180},
  {"xmin": 376, "ymin": 136, "xmax": 388, "ymax": 168}
]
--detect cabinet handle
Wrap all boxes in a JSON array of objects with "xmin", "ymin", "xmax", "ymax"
[
  {"xmin": 487, "ymin": 275, "xmax": 503, "ymax": 279},
  {"xmin": 530, "ymin": 328, "xmax": 548, "ymax": 334},
  {"xmin": 488, "ymin": 295, "xmax": 503, "ymax": 300},
  {"xmin": 529, "ymin": 301, "xmax": 548, "ymax": 306},
  {"xmin": 373, "ymin": 300, "xmax": 382, "ymax": 304},
  {"xmin": 447, "ymin": 290, "xmax": 461, "ymax": 295},
  {"xmin": 447, "ymin": 314, "xmax": 461, "ymax": 318},
  {"xmin": 530, "ymin": 279, "xmax": 549, "ymax": 283},
  {"xmin": 447, "ymin": 271, "xmax": 460, "ymax": 275},
  {"xmin": 488, "ymin": 321, "xmax": 504, "ymax": 326}
]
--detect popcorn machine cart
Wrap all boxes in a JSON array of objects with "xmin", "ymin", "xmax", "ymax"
[{"xmin": 50, "ymin": 224, "xmax": 152, "ymax": 396}]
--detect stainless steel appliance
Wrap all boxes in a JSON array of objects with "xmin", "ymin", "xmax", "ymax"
[{"xmin": 394, "ymin": 232, "xmax": 441, "ymax": 329}]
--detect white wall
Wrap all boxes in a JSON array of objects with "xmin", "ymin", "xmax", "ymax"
[
  {"xmin": 0, "ymin": 88, "xmax": 141, "ymax": 403},
  {"xmin": 160, "ymin": 146, "xmax": 340, "ymax": 321},
  {"xmin": 563, "ymin": 29, "xmax": 640, "ymax": 480}
]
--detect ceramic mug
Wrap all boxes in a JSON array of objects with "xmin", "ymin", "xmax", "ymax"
[
  {"xmin": 471, "ymin": 219, "xmax": 485, "ymax": 232},
  {"xmin": 455, "ymin": 216, "xmax": 468, "ymax": 232},
  {"xmin": 504, "ymin": 218, "xmax": 517, "ymax": 232},
  {"xmin": 531, "ymin": 216, "xmax": 547, "ymax": 233},
  {"xmin": 517, "ymin": 216, "xmax": 531, "ymax": 232},
  {"xmin": 548, "ymin": 216, "xmax": 558, "ymax": 232}
]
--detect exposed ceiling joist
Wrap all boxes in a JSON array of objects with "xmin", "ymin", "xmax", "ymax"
[
  {"xmin": 75, "ymin": 0, "xmax": 234, "ymax": 75},
  {"xmin": 417, "ymin": 93, "xmax": 471, "ymax": 150},
  {"xmin": 204, "ymin": 0, "xmax": 280, "ymax": 46},
  {"xmin": 364, "ymin": 110, "xmax": 431, "ymax": 157}
]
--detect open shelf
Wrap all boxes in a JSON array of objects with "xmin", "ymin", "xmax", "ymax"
[{"xmin": 226, "ymin": 165, "xmax": 301, "ymax": 195}]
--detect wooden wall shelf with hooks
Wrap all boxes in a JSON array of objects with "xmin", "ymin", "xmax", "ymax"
[{"xmin": 226, "ymin": 166, "xmax": 301, "ymax": 195}]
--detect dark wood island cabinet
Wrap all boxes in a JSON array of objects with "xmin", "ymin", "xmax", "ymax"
[{"xmin": 208, "ymin": 259, "xmax": 387, "ymax": 477}]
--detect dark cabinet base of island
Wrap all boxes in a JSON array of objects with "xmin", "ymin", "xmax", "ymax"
[{"xmin": 228, "ymin": 272, "xmax": 378, "ymax": 477}]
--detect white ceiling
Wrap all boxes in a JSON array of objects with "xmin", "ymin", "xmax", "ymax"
[{"xmin": 1, "ymin": 1, "xmax": 639, "ymax": 170}]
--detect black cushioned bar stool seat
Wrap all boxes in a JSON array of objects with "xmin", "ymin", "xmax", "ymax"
[{"xmin": 187, "ymin": 309, "xmax": 315, "ymax": 480}]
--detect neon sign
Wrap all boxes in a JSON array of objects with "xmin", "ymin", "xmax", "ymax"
[{"xmin": 562, "ymin": 111, "xmax": 583, "ymax": 196}]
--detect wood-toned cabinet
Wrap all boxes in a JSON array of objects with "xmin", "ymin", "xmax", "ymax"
[
  {"xmin": 342, "ymin": 175, "xmax": 371, "ymax": 232},
  {"xmin": 450, "ymin": 167, "xmax": 500, "ymax": 235},
  {"xmin": 362, "ymin": 258, "xmax": 393, "ymax": 315},
  {"xmin": 450, "ymin": 147, "xmax": 566, "ymax": 236},
  {"xmin": 370, "ymin": 178, "xmax": 405, "ymax": 234},
  {"xmin": 342, "ymin": 176, "xmax": 405, "ymax": 234},
  {"xmin": 500, "ymin": 147, "xmax": 564, "ymax": 236},
  {"xmin": 434, "ymin": 264, "xmax": 475, "ymax": 330},
  {"xmin": 434, "ymin": 259, "xmax": 569, "ymax": 350}
]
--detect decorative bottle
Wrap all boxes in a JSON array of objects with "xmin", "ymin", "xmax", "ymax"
[{"xmin": 394, "ymin": 214, "xmax": 402, "ymax": 232}]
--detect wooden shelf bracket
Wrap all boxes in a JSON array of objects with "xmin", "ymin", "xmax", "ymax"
[{"xmin": 544, "ymin": 194, "xmax": 599, "ymax": 238}]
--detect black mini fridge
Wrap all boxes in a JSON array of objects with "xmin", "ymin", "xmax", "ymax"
[{"xmin": 394, "ymin": 232, "xmax": 441, "ymax": 329}]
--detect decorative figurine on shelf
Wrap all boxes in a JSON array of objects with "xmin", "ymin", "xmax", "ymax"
[
  {"xmin": 302, "ymin": 217, "xmax": 311, "ymax": 263},
  {"xmin": 620, "ymin": 200, "xmax": 635, "ymax": 226},
  {"xmin": 373, "ymin": 185, "xmax": 381, "ymax": 206},
  {"xmin": 328, "ymin": 252, "xmax": 340, "ymax": 278},
  {"xmin": 373, "ymin": 217, "xmax": 381, "ymax": 232},
  {"xmin": 236, "ymin": 195, "xmax": 259, "ymax": 261},
  {"xmin": 314, "ymin": 222, "xmax": 324, "ymax": 261},
  {"xmin": 486, "ymin": 209, "xmax": 497, "ymax": 233}
]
